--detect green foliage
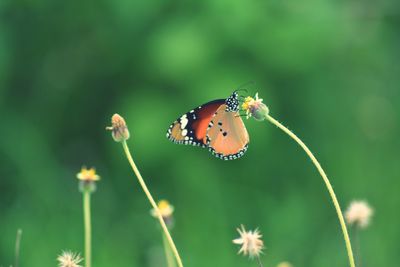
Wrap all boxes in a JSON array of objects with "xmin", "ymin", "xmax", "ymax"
[{"xmin": 1, "ymin": 0, "xmax": 399, "ymax": 266}]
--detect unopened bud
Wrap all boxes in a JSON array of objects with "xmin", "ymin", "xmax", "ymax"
[{"xmin": 106, "ymin": 113, "xmax": 130, "ymax": 142}]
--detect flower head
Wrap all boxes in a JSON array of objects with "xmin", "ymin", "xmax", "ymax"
[
  {"xmin": 77, "ymin": 167, "xmax": 100, "ymax": 193},
  {"xmin": 106, "ymin": 113, "xmax": 130, "ymax": 142},
  {"xmin": 151, "ymin": 200, "xmax": 174, "ymax": 218},
  {"xmin": 233, "ymin": 225, "xmax": 264, "ymax": 258},
  {"xmin": 345, "ymin": 200, "xmax": 374, "ymax": 228},
  {"xmin": 77, "ymin": 167, "xmax": 100, "ymax": 182},
  {"xmin": 151, "ymin": 200, "xmax": 175, "ymax": 228},
  {"xmin": 57, "ymin": 251, "xmax": 83, "ymax": 267},
  {"xmin": 241, "ymin": 93, "xmax": 269, "ymax": 121}
]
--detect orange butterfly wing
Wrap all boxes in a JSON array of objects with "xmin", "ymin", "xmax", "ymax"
[
  {"xmin": 167, "ymin": 100, "xmax": 225, "ymax": 147},
  {"xmin": 206, "ymin": 104, "xmax": 250, "ymax": 160}
]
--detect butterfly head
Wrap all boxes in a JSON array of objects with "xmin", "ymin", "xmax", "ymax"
[{"xmin": 225, "ymin": 92, "xmax": 240, "ymax": 112}]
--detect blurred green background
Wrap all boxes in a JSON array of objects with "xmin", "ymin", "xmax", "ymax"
[{"xmin": 1, "ymin": 0, "xmax": 399, "ymax": 266}]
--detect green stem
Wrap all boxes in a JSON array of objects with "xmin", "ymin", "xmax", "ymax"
[
  {"xmin": 256, "ymin": 255, "xmax": 264, "ymax": 267},
  {"xmin": 83, "ymin": 190, "xmax": 92, "ymax": 267},
  {"xmin": 15, "ymin": 229, "xmax": 22, "ymax": 267},
  {"xmin": 121, "ymin": 141, "xmax": 184, "ymax": 267},
  {"xmin": 265, "ymin": 115, "xmax": 355, "ymax": 267},
  {"xmin": 353, "ymin": 226, "xmax": 361, "ymax": 267},
  {"xmin": 162, "ymin": 233, "xmax": 176, "ymax": 267}
]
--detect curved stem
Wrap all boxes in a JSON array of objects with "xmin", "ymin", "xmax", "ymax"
[
  {"xmin": 162, "ymin": 233, "xmax": 176, "ymax": 267},
  {"xmin": 83, "ymin": 190, "xmax": 92, "ymax": 267},
  {"xmin": 265, "ymin": 115, "xmax": 355, "ymax": 267},
  {"xmin": 122, "ymin": 141, "xmax": 184, "ymax": 267}
]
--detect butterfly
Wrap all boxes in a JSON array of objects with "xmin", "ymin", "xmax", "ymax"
[{"xmin": 166, "ymin": 91, "xmax": 250, "ymax": 160}]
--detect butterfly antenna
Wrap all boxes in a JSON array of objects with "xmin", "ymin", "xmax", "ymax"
[
  {"xmin": 235, "ymin": 88, "xmax": 248, "ymax": 93},
  {"xmin": 235, "ymin": 81, "xmax": 255, "ymax": 92}
]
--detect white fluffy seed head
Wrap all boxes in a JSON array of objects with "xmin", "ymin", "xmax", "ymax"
[
  {"xmin": 345, "ymin": 200, "xmax": 374, "ymax": 228},
  {"xmin": 57, "ymin": 251, "xmax": 83, "ymax": 267},
  {"xmin": 233, "ymin": 225, "xmax": 264, "ymax": 258}
]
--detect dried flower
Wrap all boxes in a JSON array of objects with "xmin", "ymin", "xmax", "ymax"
[
  {"xmin": 241, "ymin": 93, "xmax": 269, "ymax": 121},
  {"xmin": 345, "ymin": 200, "xmax": 374, "ymax": 228},
  {"xmin": 151, "ymin": 200, "xmax": 175, "ymax": 228},
  {"xmin": 277, "ymin": 262, "xmax": 294, "ymax": 267},
  {"xmin": 57, "ymin": 251, "xmax": 83, "ymax": 267},
  {"xmin": 233, "ymin": 225, "xmax": 264, "ymax": 258},
  {"xmin": 106, "ymin": 113, "xmax": 130, "ymax": 142}
]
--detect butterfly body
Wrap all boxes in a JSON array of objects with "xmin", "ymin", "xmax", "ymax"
[{"xmin": 167, "ymin": 92, "xmax": 249, "ymax": 160}]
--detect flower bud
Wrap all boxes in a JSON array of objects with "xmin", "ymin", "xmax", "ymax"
[{"xmin": 106, "ymin": 114, "xmax": 130, "ymax": 142}]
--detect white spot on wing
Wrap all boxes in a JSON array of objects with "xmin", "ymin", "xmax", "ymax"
[
  {"xmin": 181, "ymin": 129, "xmax": 188, "ymax": 136},
  {"xmin": 180, "ymin": 114, "xmax": 188, "ymax": 129}
]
